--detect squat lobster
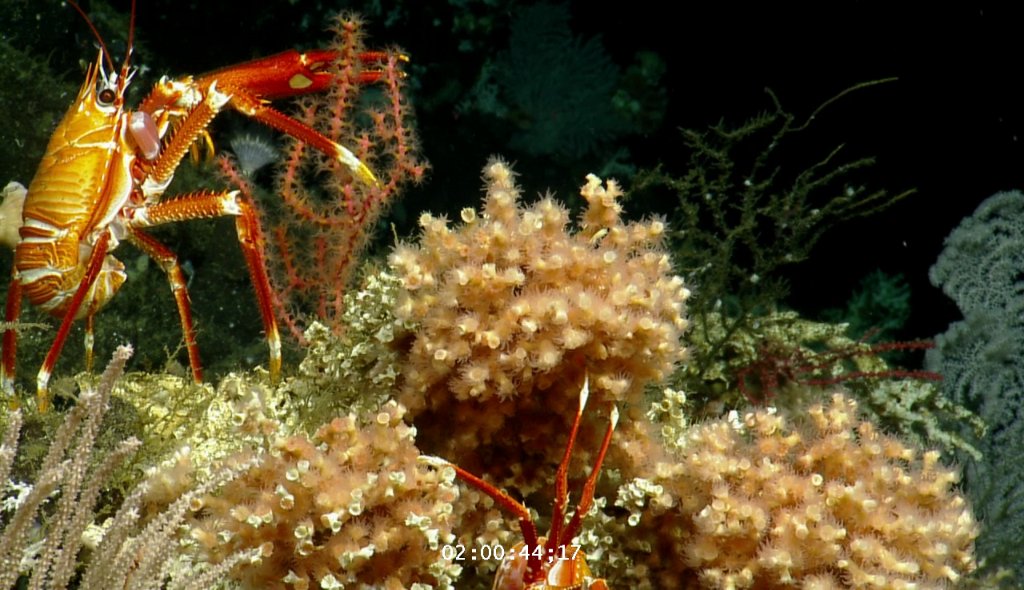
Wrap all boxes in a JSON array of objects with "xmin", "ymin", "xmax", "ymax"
[{"xmin": 1, "ymin": 1, "xmax": 391, "ymax": 410}]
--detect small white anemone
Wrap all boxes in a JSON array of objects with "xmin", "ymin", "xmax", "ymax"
[{"xmin": 230, "ymin": 134, "xmax": 278, "ymax": 177}]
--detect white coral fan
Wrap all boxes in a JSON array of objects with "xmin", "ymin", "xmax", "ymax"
[
  {"xmin": 616, "ymin": 393, "xmax": 978, "ymax": 590},
  {"xmin": 389, "ymin": 159, "xmax": 689, "ymax": 489}
]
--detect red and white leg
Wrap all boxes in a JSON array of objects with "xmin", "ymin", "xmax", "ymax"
[
  {"xmin": 139, "ymin": 49, "xmax": 383, "ymax": 188},
  {"xmin": 124, "ymin": 228, "xmax": 204, "ymax": 383},
  {"xmin": 127, "ymin": 190, "xmax": 281, "ymax": 383},
  {"xmin": 1, "ymin": 279, "xmax": 24, "ymax": 398},
  {"xmin": 32, "ymin": 231, "xmax": 114, "ymax": 411}
]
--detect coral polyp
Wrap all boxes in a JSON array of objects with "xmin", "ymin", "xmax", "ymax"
[{"xmin": 191, "ymin": 402, "xmax": 461, "ymax": 590}]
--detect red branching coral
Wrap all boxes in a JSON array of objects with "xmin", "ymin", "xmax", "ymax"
[{"xmin": 220, "ymin": 14, "xmax": 426, "ymax": 341}]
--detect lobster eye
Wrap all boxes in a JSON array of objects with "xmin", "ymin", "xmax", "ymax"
[{"xmin": 97, "ymin": 87, "xmax": 116, "ymax": 106}]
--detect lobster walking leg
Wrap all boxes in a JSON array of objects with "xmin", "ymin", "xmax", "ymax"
[
  {"xmin": 2, "ymin": 280, "xmax": 24, "ymax": 397},
  {"xmin": 128, "ymin": 190, "xmax": 281, "ymax": 382},
  {"xmin": 36, "ymin": 231, "xmax": 114, "ymax": 411},
  {"xmin": 125, "ymin": 229, "xmax": 203, "ymax": 382},
  {"xmin": 233, "ymin": 195, "xmax": 282, "ymax": 381}
]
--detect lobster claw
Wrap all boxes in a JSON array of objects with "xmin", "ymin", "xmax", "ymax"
[{"xmin": 185, "ymin": 49, "xmax": 383, "ymax": 187}]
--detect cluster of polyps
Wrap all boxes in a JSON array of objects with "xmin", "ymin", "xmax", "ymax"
[
  {"xmin": 390, "ymin": 159, "xmax": 689, "ymax": 491},
  {"xmin": 620, "ymin": 393, "xmax": 978, "ymax": 589},
  {"xmin": 191, "ymin": 401, "xmax": 461, "ymax": 590}
]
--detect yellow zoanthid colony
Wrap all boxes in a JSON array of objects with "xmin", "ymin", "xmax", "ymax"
[
  {"xmin": 190, "ymin": 401, "xmax": 462, "ymax": 590},
  {"xmin": 609, "ymin": 393, "xmax": 978, "ymax": 589},
  {"xmin": 389, "ymin": 158, "xmax": 690, "ymax": 492}
]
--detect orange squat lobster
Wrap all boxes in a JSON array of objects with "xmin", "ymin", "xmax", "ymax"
[
  {"xmin": 1, "ymin": 2, "xmax": 394, "ymax": 410},
  {"xmin": 428, "ymin": 375, "xmax": 616, "ymax": 590}
]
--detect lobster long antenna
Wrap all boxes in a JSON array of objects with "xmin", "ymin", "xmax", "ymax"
[
  {"xmin": 124, "ymin": 0, "xmax": 136, "ymax": 67},
  {"xmin": 547, "ymin": 373, "xmax": 589, "ymax": 549},
  {"xmin": 66, "ymin": 0, "xmax": 115, "ymax": 74}
]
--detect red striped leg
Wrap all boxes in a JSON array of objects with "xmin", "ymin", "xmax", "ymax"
[
  {"xmin": 125, "ymin": 228, "xmax": 202, "ymax": 383},
  {"xmin": 36, "ymin": 231, "xmax": 113, "ymax": 412},
  {"xmin": 2, "ymin": 279, "xmax": 23, "ymax": 399},
  {"xmin": 232, "ymin": 194, "xmax": 281, "ymax": 382},
  {"xmin": 129, "ymin": 191, "xmax": 280, "ymax": 382}
]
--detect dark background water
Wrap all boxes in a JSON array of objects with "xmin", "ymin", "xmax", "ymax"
[{"xmin": 1, "ymin": 0, "xmax": 1020, "ymax": 361}]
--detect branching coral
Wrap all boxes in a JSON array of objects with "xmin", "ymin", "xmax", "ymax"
[
  {"xmin": 389, "ymin": 159, "xmax": 689, "ymax": 490},
  {"xmin": 191, "ymin": 401, "xmax": 461, "ymax": 590},
  {"xmin": 610, "ymin": 393, "xmax": 978, "ymax": 589},
  {"xmin": 678, "ymin": 310, "xmax": 980, "ymax": 460},
  {"xmin": 219, "ymin": 14, "xmax": 426, "ymax": 341},
  {"xmin": 635, "ymin": 83, "xmax": 913, "ymax": 405}
]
